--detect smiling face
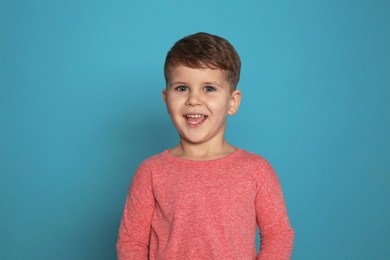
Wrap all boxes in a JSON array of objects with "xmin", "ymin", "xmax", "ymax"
[{"xmin": 163, "ymin": 65, "xmax": 241, "ymax": 147}]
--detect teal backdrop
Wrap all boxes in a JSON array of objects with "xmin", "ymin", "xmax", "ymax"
[{"xmin": 1, "ymin": 0, "xmax": 389, "ymax": 259}]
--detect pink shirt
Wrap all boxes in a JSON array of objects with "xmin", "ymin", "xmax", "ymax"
[{"xmin": 117, "ymin": 148, "xmax": 294, "ymax": 259}]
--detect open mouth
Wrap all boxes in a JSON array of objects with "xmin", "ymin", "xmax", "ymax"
[{"xmin": 184, "ymin": 114, "xmax": 208, "ymax": 126}]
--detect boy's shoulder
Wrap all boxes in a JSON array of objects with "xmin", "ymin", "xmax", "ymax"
[
  {"xmin": 238, "ymin": 148, "xmax": 268, "ymax": 161},
  {"xmin": 229, "ymin": 148, "xmax": 269, "ymax": 163},
  {"xmin": 133, "ymin": 148, "xmax": 277, "ymax": 185},
  {"xmin": 138, "ymin": 148, "xmax": 271, "ymax": 168},
  {"xmin": 136, "ymin": 151, "xmax": 167, "ymax": 168},
  {"xmin": 236, "ymin": 149, "xmax": 274, "ymax": 170}
]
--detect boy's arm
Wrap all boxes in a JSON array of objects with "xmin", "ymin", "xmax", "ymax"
[
  {"xmin": 255, "ymin": 160, "xmax": 294, "ymax": 260},
  {"xmin": 116, "ymin": 163, "xmax": 155, "ymax": 260}
]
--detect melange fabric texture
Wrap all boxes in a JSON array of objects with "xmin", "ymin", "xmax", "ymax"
[{"xmin": 117, "ymin": 148, "xmax": 294, "ymax": 260}]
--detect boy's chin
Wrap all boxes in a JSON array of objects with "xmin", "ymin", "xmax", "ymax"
[{"xmin": 178, "ymin": 135, "xmax": 208, "ymax": 145}]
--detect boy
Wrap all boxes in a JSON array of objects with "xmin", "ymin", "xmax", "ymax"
[{"xmin": 117, "ymin": 32, "xmax": 294, "ymax": 259}]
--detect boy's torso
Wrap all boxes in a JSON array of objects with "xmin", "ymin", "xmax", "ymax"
[{"xmin": 145, "ymin": 149, "xmax": 264, "ymax": 259}]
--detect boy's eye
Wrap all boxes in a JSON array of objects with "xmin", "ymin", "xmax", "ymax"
[
  {"xmin": 175, "ymin": 85, "xmax": 188, "ymax": 92},
  {"xmin": 204, "ymin": 86, "xmax": 216, "ymax": 92}
]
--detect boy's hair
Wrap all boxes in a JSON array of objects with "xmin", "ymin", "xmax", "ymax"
[{"xmin": 164, "ymin": 32, "xmax": 241, "ymax": 90}]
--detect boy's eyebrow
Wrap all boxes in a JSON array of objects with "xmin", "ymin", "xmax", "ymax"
[
  {"xmin": 169, "ymin": 81, "xmax": 224, "ymax": 87},
  {"xmin": 170, "ymin": 81, "xmax": 187, "ymax": 85},
  {"xmin": 167, "ymin": 81, "xmax": 187, "ymax": 88},
  {"xmin": 203, "ymin": 81, "xmax": 222, "ymax": 86}
]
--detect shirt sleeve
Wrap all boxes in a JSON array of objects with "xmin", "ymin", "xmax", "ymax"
[
  {"xmin": 255, "ymin": 160, "xmax": 294, "ymax": 260},
  {"xmin": 116, "ymin": 162, "xmax": 155, "ymax": 260}
]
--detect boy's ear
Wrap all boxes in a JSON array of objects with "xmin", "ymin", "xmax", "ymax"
[
  {"xmin": 228, "ymin": 90, "xmax": 241, "ymax": 115},
  {"xmin": 162, "ymin": 88, "xmax": 167, "ymax": 104},
  {"xmin": 162, "ymin": 88, "xmax": 170, "ymax": 114}
]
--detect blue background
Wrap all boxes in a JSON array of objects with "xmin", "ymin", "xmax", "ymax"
[{"xmin": 1, "ymin": 0, "xmax": 389, "ymax": 259}]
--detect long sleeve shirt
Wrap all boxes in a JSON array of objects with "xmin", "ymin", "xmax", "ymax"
[{"xmin": 117, "ymin": 148, "xmax": 294, "ymax": 259}]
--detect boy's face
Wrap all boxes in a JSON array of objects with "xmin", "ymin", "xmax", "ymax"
[{"xmin": 163, "ymin": 65, "xmax": 241, "ymax": 146}]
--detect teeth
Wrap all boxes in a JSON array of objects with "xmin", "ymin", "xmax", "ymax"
[{"xmin": 186, "ymin": 115, "xmax": 205, "ymax": 118}]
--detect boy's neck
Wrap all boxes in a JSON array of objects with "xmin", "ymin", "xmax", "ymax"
[{"xmin": 169, "ymin": 139, "xmax": 236, "ymax": 161}]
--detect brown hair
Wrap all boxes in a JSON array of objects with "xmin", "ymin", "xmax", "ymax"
[{"xmin": 164, "ymin": 32, "xmax": 241, "ymax": 90}]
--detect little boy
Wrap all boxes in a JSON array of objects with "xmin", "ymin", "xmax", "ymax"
[{"xmin": 117, "ymin": 32, "xmax": 294, "ymax": 259}]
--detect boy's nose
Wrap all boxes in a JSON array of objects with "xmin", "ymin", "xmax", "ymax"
[{"xmin": 185, "ymin": 92, "xmax": 202, "ymax": 106}]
